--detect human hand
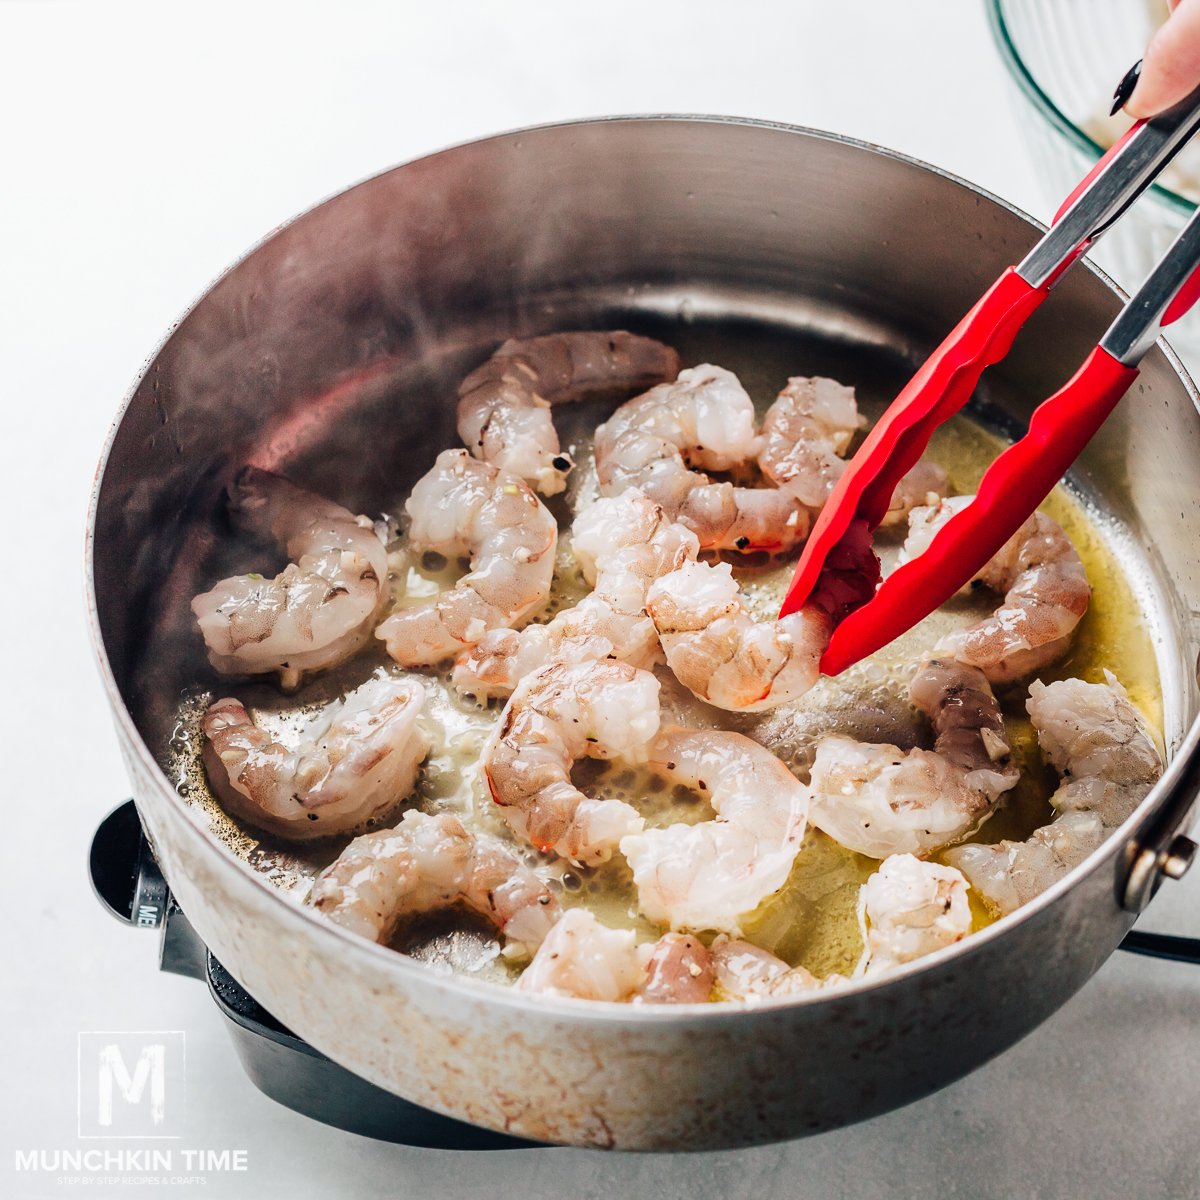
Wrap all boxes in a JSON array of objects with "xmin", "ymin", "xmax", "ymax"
[{"xmin": 1125, "ymin": 0, "xmax": 1200, "ymax": 117}]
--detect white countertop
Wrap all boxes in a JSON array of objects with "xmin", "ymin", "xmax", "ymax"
[{"xmin": 3, "ymin": 1, "xmax": 1199, "ymax": 1196}]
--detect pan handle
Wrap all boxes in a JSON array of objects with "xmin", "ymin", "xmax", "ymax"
[
  {"xmin": 1115, "ymin": 714, "xmax": 1200, "ymax": 961},
  {"xmin": 88, "ymin": 799, "xmax": 208, "ymax": 980},
  {"xmin": 1120, "ymin": 724, "xmax": 1200, "ymax": 912}
]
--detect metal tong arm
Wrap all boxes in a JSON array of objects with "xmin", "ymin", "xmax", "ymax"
[
  {"xmin": 1018, "ymin": 83, "xmax": 1200, "ymax": 290},
  {"xmin": 1103, "ymin": 197, "xmax": 1200, "ymax": 364}
]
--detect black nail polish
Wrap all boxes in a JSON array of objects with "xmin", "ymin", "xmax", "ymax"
[{"xmin": 1111, "ymin": 59, "xmax": 1143, "ymax": 115}]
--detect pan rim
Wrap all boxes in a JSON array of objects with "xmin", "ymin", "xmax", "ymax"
[{"xmin": 84, "ymin": 112, "xmax": 1200, "ymax": 1022}]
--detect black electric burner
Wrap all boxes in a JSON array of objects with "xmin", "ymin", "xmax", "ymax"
[{"xmin": 89, "ymin": 801, "xmax": 1200, "ymax": 1150}]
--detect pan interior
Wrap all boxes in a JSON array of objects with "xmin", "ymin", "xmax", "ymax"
[{"xmin": 137, "ymin": 294, "xmax": 1174, "ymax": 983}]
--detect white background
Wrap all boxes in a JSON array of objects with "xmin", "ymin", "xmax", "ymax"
[{"xmin": 3, "ymin": 1, "xmax": 1199, "ymax": 1197}]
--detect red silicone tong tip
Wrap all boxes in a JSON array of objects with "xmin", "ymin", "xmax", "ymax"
[
  {"xmin": 818, "ymin": 346, "xmax": 1139, "ymax": 676},
  {"xmin": 779, "ymin": 266, "xmax": 1047, "ymax": 622}
]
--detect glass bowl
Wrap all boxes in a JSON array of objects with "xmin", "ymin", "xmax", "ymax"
[{"xmin": 988, "ymin": 0, "xmax": 1200, "ymax": 358}]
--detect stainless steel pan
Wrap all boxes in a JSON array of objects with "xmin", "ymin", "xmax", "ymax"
[{"xmin": 86, "ymin": 116, "xmax": 1200, "ymax": 1150}]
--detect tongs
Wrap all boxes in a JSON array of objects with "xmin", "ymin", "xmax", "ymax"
[{"xmin": 780, "ymin": 83, "xmax": 1200, "ymax": 676}]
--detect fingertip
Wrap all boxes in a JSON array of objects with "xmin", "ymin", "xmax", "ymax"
[
  {"xmin": 1124, "ymin": 89, "xmax": 1156, "ymax": 119},
  {"xmin": 1126, "ymin": 1, "xmax": 1200, "ymax": 116}
]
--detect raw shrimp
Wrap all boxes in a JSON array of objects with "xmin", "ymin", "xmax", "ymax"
[
  {"xmin": 946, "ymin": 673, "xmax": 1162, "ymax": 915},
  {"xmin": 482, "ymin": 659, "xmax": 661, "ymax": 866},
  {"xmin": 636, "ymin": 932, "xmax": 716, "ymax": 1004},
  {"xmin": 201, "ymin": 674, "xmax": 428, "ymax": 841},
  {"xmin": 858, "ymin": 854, "xmax": 973, "ymax": 974},
  {"xmin": 880, "ymin": 460, "xmax": 951, "ymax": 528},
  {"xmin": 619, "ymin": 728, "xmax": 809, "ymax": 934},
  {"xmin": 457, "ymin": 330, "xmax": 680, "ymax": 495},
  {"xmin": 310, "ymin": 810, "xmax": 560, "ymax": 954},
  {"xmin": 452, "ymin": 622, "xmax": 617, "ymax": 705},
  {"xmin": 568, "ymin": 486, "xmax": 682, "ymax": 586},
  {"xmin": 516, "ymin": 910, "xmax": 715, "ymax": 1003},
  {"xmin": 376, "ymin": 450, "xmax": 557, "ymax": 667},
  {"xmin": 902, "ymin": 497, "xmax": 1090, "ymax": 682},
  {"xmin": 1027, "ymin": 671, "xmax": 1163, "ymax": 822},
  {"xmin": 646, "ymin": 558, "xmax": 830, "ymax": 711},
  {"xmin": 946, "ymin": 811, "xmax": 1105, "ymax": 920},
  {"xmin": 808, "ymin": 659, "xmax": 1019, "ymax": 859},
  {"xmin": 756, "ymin": 376, "xmax": 946, "ymax": 524},
  {"xmin": 453, "ymin": 490, "xmax": 698, "ymax": 700},
  {"xmin": 516, "ymin": 910, "xmax": 644, "ymax": 1001},
  {"xmin": 710, "ymin": 937, "xmax": 832, "ymax": 1002},
  {"xmin": 594, "ymin": 364, "xmax": 808, "ymax": 553},
  {"xmin": 191, "ymin": 468, "xmax": 389, "ymax": 690},
  {"xmin": 756, "ymin": 375, "xmax": 864, "ymax": 509}
]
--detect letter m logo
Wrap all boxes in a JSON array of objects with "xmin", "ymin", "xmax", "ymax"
[
  {"xmin": 98, "ymin": 1043, "xmax": 165, "ymax": 1126},
  {"xmin": 78, "ymin": 1032, "xmax": 185, "ymax": 1138}
]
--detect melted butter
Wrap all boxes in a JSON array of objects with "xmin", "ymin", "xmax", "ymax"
[
  {"xmin": 739, "ymin": 829, "xmax": 876, "ymax": 977},
  {"xmin": 163, "ymin": 405, "xmax": 1161, "ymax": 984}
]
